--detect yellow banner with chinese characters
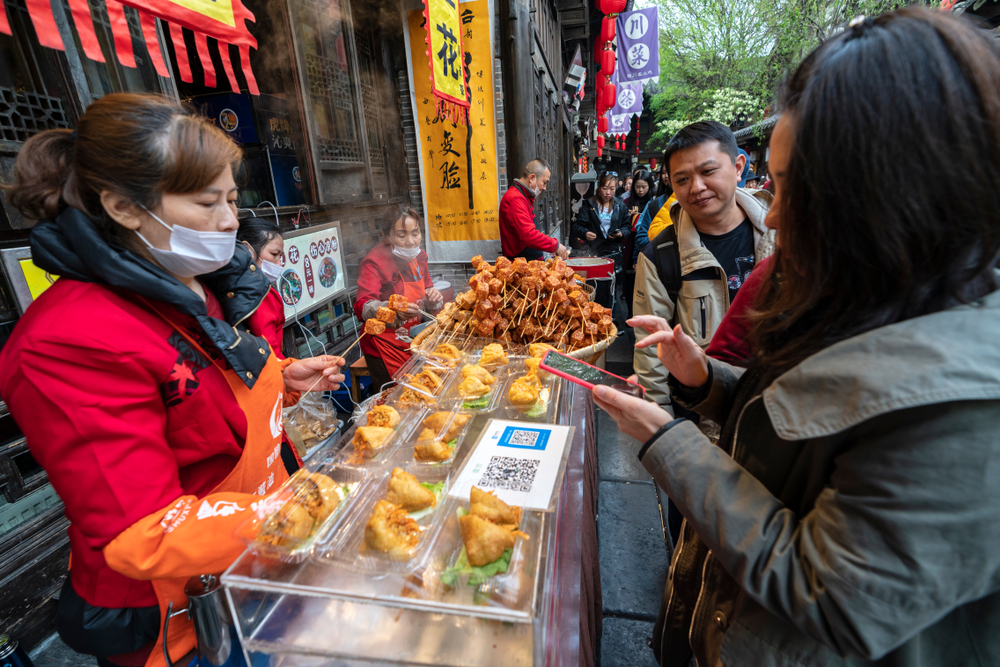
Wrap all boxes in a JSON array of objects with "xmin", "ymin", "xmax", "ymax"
[
  {"xmin": 422, "ymin": 0, "xmax": 469, "ymax": 118},
  {"xmin": 408, "ymin": 0, "xmax": 499, "ymax": 243}
]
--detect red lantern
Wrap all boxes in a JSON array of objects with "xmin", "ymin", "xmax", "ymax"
[
  {"xmin": 601, "ymin": 17, "xmax": 616, "ymax": 43},
  {"xmin": 598, "ymin": 115, "xmax": 609, "ymax": 133},
  {"xmin": 601, "ymin": 48, "xmax": 616, "ymax": 76},
  {"xmin": 597, "ymin": 135, "xmax": 605, "ymax": 149},
  {"xmin": 599, "ymin": 0, "xmax": 627, "ymax": 15},
  {"xmin": 650, "ymin": 157, "xmax": 656, "ymax": 170},
  {"xmin": 604, "ymin": 82, "xmax": 616, "ymax": 109}
]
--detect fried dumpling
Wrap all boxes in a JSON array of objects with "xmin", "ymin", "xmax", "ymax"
[
  {"xmin": 434, "ymin": 343, "xmax": 463, "ymax": 360},
  {"xmin": 364, "ymin": 500, "xmax": 419, "ymax": 559},
  {"xmin": 528, "ymin": 343, "xmax": 557, "ymax": 359},
  {"xmin": 386, "ymin": 467, "xmax": 436, "ymax": 511},
  {"xmin": 353, "ymin": 426, "xmax": 394, "ymax": 451},
  {"xmin": 257, "ymin": 473, "xmax": 343, "ymax": 546},
  {"xmin": 508, "ymin": 375, "xmax": 541, "ymax": 407},
  {"xmin": 461, "ymin": 364, "xmax": 496, "ymax": 386},
  {"xmin": 458, "ymin": 376, "xmax": 491, "ymax": 398},
  {"xmin": 367, "ymin": 405, "xmax": 400, "ymax": 428},
  {"xmin": 422, "ymin": 411, "xmax": 452, "ymax": 433},
  {"xmin": 459, "ymin": 513, "xmax": 516, "ymax": 566},
  {"xmin": 480, "ymin": 343, "xmax": 509, "ymax": 367},
  {"xmin": 414, "ymin": 438, "xmax": 452, "ymax": 462},
  {"xmin": 470, "ymin": 486, "xmax": 522, "ymax": 527}
]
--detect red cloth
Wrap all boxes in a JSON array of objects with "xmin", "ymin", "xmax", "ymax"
[
  {"xmin": 247, "ymin": 287, "xmax": 286, "ymax": 359},
  {"xmin": 499, "ymin": 182, "xmax": 558, "ymax": 258},
  {"xmin": 705, "ymin": 255, "xmax": 773, "ymax": 365},
  {"xmin": 353, "ymin": 243, "xmax": 433, "ymax": 362},
  {"xmin": 0, "ymin": 279, "xmax": 256, "ymax": 610}
]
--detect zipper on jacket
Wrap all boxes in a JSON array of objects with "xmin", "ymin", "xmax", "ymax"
[
  {"xmin": 732, "ymin": 395, "xmax": 762, "ymax": 462},
  {"xmin": 663, "ymin": 519, "xmax": 689, "ymax": 620},
  {"xmin": 688, "ymin": 551, "xmax": 714, "ymax": 667},
  {"xmin": 228, "ymin": 290, "xmax": 270, "ymax": 350},
  {"xmin": 699, "ymin": 297, "xmax": 706, "ymax": 339}
]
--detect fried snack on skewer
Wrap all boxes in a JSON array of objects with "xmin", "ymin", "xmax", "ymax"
[
  {"xmin": 480, "ymin": 343, "xmax": 509, "ymax": 368},
  {"xmin": 376, "ymin": 307, "xmax": 396, "ymax": 324},
  {"xmin": 461, "ymin": 364, "xmax": 496, "ymax": 386},
  {"xmin": 386, "ymin": 467, "xmax": 436, "ymax": 511},
  {"xmin": 367, "ymin": 405, "xmax": 400, "ymax": 428},
  {"xmin": 388, "ymin": 294, "xmax": 409, "ymax": 312},
  {"xmin": 353, "ymin": 426, "xmax": 394, "ymax": 452},
  {"xmin": 470, "ymin": 486, "xmax": 523, "ymax": 527},
  {"xmin": 365, "ymin": 319, "xmax": 386, "ymax": 335},
  {"xmin": 365, "ymin": 500, "xmax": 419, "ymax": 559}
]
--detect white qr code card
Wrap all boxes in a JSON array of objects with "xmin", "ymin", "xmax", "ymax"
[{"xmin": 448, "ymin": 419, "xmax": 574, "ymax": 511}]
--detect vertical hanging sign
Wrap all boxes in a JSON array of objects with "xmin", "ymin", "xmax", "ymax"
[
  {"xmin": 421, "ymin": 0, "xmax": 471, "ymax": 122},
  {"xmin": 406, "ymin": 0, "xmax": 500, "ymax": 252},
  {"xmin": 616, "ymin": 7, "xmax": 659, "ymax": 85}
]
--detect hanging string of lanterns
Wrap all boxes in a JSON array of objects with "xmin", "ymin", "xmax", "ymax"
[{"xmin": 595, "ymin": 0, "xmax": 626, "ymax": 158}]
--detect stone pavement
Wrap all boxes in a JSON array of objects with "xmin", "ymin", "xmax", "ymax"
[{"xmin": 597, "ymin": 334, "xmax": 672, "ymax": 667}]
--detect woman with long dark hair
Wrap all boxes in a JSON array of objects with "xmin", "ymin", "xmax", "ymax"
[
  {"xmin": 238, "ymin": 217, "xmax": 286, "ymax": 358},
  {"xmin": 0, "ymin": 94, "xmax": 344, "ymax": 667},
  {"xmin": 622, "ymin": 169, "xmax": 656, "ymax": 318},
  {"xmin": 596, "ymin": 9, "xmax": 1000, "ymax": 665}
]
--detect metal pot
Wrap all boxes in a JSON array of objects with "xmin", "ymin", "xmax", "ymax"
[{"xmin": 163, "ymin": 574, "xmax": 234, "ymax": 667}]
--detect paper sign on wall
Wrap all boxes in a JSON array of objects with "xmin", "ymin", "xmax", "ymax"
[
  {"xmin": 449, "ymin": 419, "xmax": 573, "ymax": 511},
  {"xmin": 278, "ymin": 223, "xmax": 346, "ymax": 319}
]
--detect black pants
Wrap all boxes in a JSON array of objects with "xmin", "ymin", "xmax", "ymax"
[{"xmin": 364, "ymin": 353, "xmax": 393, "ymax": 394}]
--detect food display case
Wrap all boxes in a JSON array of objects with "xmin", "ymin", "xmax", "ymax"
[{"xmin": 223, "ymin": 353, "xmax": 594, "ymax": 667}]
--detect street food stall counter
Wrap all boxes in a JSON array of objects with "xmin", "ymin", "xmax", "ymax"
[{"xmin": 222, "ymin": 341, "xmax": 599, "ymax": 667}]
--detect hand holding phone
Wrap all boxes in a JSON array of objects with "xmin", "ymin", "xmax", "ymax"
[{"xmin": 539, "ymin": 350, "xmax": 645, "ymax": 398}]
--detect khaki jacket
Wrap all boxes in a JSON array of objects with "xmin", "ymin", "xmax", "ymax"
[{"xmin": 632, "ymin": 188, "xmax": 776, "ymax": 408}]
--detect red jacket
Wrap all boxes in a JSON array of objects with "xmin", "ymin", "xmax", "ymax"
[
  {"xmin": 353, "ymin": 242, "xmax": 433, "ymax": 359},
  {"xmin": 248, "ymin": 286, "xmax": 286, "ymax": 359},
  {"xmin": 499, "ymin": 181, "xmax": 558, "ymax": 258},
  {"xmin": 705, "ymin": 255, "xmax": 773, "ymax": 365},
  {"xmin": 0, "ymin": 279, "xmax": 255, "ymax": 609}
]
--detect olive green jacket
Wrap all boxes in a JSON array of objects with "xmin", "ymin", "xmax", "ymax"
[{"xmin": 641, "ymin": 286, "xmax": 1000, "ymax": 666}]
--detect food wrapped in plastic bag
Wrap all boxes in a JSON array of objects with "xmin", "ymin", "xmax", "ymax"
[{"xmin": 284, "ymin": 392, "xmax": 338, "ymax": 456}]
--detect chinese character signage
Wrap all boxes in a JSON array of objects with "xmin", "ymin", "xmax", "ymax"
[
  {"xmin": 278, "ymin": 223, "xmax": 346, "ymax": 319},
  {"xmin": 1, "ymin": 0, "xmax": 260, "ymax": 94},
  {"xmin": 407, "ymin": 0, "xmax": 500, "ymax": 254},
  {"xmin": 616, "ymin": 7, "xmax": 659, "ymax": 85},
  {"xmin": 421, "ymin": 0, "xmax": 471, "ymax": 122}
]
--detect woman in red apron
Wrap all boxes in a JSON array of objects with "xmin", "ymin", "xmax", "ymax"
[
  {"xmin": 0, "ymin": 94, "xmax": 344, "ymax": 667},
  {"xmin": 353, "ymin": 206, "xmax": 442, "ymax": 390}
]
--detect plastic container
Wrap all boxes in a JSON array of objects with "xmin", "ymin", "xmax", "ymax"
[
  {"xmin": 313, "ymin": 465, "xmax": 452, "ymax": 576},
  {"xmin": 464, "ymin": 339, "xmax": 525, "ymax": 370},
  {"xmin": 443, "ymin": 364, "xmax": 511, "ymax": 413},
  {"xmin": 392, "ymin": 408, "xmax": 475, "ymax": 467},
  {"xmin": 497, "ymin": 362, "xmax": 561, "ymax": 423},
  {"xmin": 234, "ymin": 465, "xmax": 370, "ymax": 563},
  {"xmin": 328, "ymin": 398, "xmax": 428, "ymax": 469}
]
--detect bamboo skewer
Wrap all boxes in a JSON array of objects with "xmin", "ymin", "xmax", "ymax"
[{"xmin": 301, "ymin": 329, "xmax": 366, "ymax": 395}]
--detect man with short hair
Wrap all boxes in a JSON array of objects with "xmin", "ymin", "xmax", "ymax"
[
  {"xmin": 632, "ymin": 121, "xmax": 776, "ymax": 408},
  {"xmin": 499, "ymin": 159, "xmax": 569, "ymax": 260}
]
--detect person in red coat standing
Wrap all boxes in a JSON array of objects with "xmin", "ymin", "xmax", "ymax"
[{"xmin": 499, "ymin": 158, "xmax": 569, "ymax": 261}]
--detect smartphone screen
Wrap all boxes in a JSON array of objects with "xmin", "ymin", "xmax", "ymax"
[{"xmin": 540, "ymin": 350, "xmax": 645, "ymax": 398}]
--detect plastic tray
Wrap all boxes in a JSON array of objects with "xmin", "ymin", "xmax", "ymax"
[
  {"xmin": 496, "ymin": 362, "xmax": 562, "ymax": 423},
  {"xmin": 233, "ymin": 465, "xmax": 370, "ymax": 563},
  {"xmin": 413, "ymin": 329, "xmax": 475, "ymax": 367},
  {"xmin": 442, "ymin": 364, "xmax": 512, "ymax": 413},
  {"xmin": 328, "ymin": 399, "xmax": 428, "ymax": 469},
  {"xmin": 391, "ymin": 408, "xmax": 475, "ymax": 467},
  {"xmin": 312, "ymin": 465, "xmax": 452, "ymax": 576}
]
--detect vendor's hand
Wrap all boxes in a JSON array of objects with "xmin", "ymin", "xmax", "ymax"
[
  {"xmin": 592, "ymin": 382, "xmax": 673, "ymax": 445},
  {"xmin": 424, "ymin": 288, "xmax": 444, "ymax": 311},
  {"xmin": 585, "ymin": 231, "xmax": 597, "ymax": 241},
  {"xmin": 403, "ymin": 302, "xmax": 422, "ymax": 320},
  {"xmin": 629, "ymin": 316, "xmax": 709, "ymax": 388},
  {"xmin": 284, "ymin": 355, "xmax": 346, "ymax": 392},
  {"xmin": 556, "ymin": 244, "xmax": 570, "ymax": 260}
]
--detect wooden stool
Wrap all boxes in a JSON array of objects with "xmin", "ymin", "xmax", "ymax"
[{"xmin": 349, "ymin": 357, "xmax": 371, "ymax": 405}]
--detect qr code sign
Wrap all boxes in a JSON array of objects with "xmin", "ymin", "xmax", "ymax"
[
  {"xmin": 508, "ymin": 429, "xmax": 540, "ymax": 448},
  {"xmin": 478, "ymin": 456, "xmax": 541, "ymax": 493}
]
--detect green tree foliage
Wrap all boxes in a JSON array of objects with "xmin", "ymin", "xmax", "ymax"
[{"xmin": 647, "ymin": 0, "xmax": 927, "ymax": 151}]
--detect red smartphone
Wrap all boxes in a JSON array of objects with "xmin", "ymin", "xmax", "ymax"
[{"xmin": 539, "ymin": 349, "xmax": 646, "ymax": 398}]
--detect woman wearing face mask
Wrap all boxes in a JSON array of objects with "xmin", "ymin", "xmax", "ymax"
[
  {"xmin": 353, "ymin": 206, "xmax": 443, "ymax": 390},
  {"xmin": 0, "ymin": 94, "xmax": 345, "ymax": 667},
  {"xmin": 238, "ymin": 218, "xmax": 287, "ymax": 359}
]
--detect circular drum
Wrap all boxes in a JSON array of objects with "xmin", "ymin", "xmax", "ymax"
[{"xmin": 566, "ymin": 257, "xmax": 615, "ymax": 279}]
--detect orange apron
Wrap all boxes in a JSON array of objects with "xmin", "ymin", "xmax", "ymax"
[
  {"xmin": 371, "ymin": 259, "xmax": 426, "ymax": 377},
  {"xmin": 103, "ymin": 308, "xmax": 293, "ymax": 667}
]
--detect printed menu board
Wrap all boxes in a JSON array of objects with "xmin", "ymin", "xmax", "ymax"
[{"xmin": 277, "ymin": 222, "xmax": 346, "ymax": 319}]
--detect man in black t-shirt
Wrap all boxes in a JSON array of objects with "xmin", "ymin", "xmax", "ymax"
[{"xmin": 633, "ymin": 121, "xmax": 777, "ymax": 411}]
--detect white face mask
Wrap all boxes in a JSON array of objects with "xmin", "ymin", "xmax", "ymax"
[
  {"xmin": 391, "ymin": 243, "xmax": 421, "ymax": 260},
  {"xmin": 260, "ymin": 259, "xmax": 283, "ymax": 283},
  {"xmin": 530, "ymin": 186, "xmax": 541, "ymax": 197},
  {"xmin": 135, "ymin": 205, "xmax": 236, "ymax": 278}
]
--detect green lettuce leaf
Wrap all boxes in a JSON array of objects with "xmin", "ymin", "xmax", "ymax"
[
  {"xmin": 523, "ymin": 401, "xmax": 547, "ymax": 418},
  {"xmin": 463, "ymin": 394, "xmax": 490, "ymax": 409},
  {"xmin": 440, "ymin": 546, "xmax": 514, "ymax": 587},
  {"xmin": 408, "ymin": 481, "xmax": 446, "ymax": 521}
]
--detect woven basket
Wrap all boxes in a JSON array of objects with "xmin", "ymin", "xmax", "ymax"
[{"xmin": 410, "ymin": 322, "xmax": 616, "ymax": 365}]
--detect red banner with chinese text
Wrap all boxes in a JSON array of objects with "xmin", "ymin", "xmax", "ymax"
[{"xmin": 1, "ymin": 0, "xmax": 260, "ymax": 94}]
